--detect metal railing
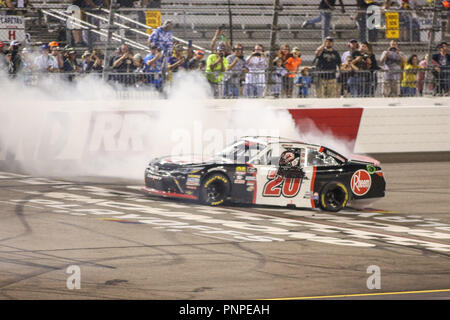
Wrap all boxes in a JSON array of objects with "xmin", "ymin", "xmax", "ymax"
[{"xmin": 2, "ymin": 68, "xmax": 449, "ymax": 99}]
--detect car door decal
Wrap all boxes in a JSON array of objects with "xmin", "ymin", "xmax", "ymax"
[{"xmin": 262, "ymin": 169, "xmax": 302, "ymax": 198}]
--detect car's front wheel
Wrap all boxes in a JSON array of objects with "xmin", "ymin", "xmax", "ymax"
[
  {"xmin": 319, "ymin": 181, "xmax": 349, "ymax": 212},
  {"xmin": 200, "ymin": 173, "xmax": 230, "ymax": 206}
]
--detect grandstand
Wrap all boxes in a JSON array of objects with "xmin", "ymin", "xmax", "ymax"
[{"xmin": 18, "ymin": 0, "xmax": 447, "ymax": 63}]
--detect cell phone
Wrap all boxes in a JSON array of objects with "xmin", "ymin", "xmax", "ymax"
[{"xmin": 188, "ymin": 40, "xmax": 192, "ymax": 48}]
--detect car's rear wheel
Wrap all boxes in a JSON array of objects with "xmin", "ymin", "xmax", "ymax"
[
  {"xmin": 319, "ymin": 181, "xmax": 349, "ymax": 212},
  {"xmin": 200, "ymin": 173, "xmax": 230, "ymax": 206}
]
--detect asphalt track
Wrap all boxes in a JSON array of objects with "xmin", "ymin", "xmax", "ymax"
[{"xmin": 0, "ymin": 162, "xmax": 449, "ymax": 300}]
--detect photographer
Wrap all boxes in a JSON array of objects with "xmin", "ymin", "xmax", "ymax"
[
  {"xmin": 5, "ymin": 40, "xmax": 22, "ymax": 78},
  {"xmin": 82, "ymin": 49, "xmax": 103, "ymax": 73},
  {"xmin": 206, "ymin": 44, "xmax": 229, "ymax": 98},
  {"xmin": 224, "ymin": 44, "xmax": 247, "ymax": 98},
  {"xmin": 49, "ymin": 42, "xmax": 64, "ymax": 69},
  {"xmin": 110, "ymin": 43, "xmax": 140, "ymax": 86},
  {"xmin": 244, "ymin": 44, "xmax": 267, "ymax": 98},
  {"xmin": 349, "ymin": 42, "xmax": 374, "ymax": 96},
  {"xmin": 62, "ymin": 47, "xmax": 81, "ymax": 82},
  {"xmin": 380, "ymin": 40, "xmax": 404, "ymax": 97}
]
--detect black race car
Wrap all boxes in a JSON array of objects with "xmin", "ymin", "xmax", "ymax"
[{"xmin": 143, "ymin": 136, "xmax": 386, "ymax": 212}]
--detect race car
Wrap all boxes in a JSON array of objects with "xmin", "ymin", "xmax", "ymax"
[{"xmin": 143, "ymin": 136, "xmax": 386, "ymax": 212}]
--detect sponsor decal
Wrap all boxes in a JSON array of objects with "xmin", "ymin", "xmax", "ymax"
[
  {"xmin": 235, "ymin": 166, "xmax": 246, "ymax": 173},
  {"xmin": 246, "ymin": 186, "xmax": 255, "ymax": 192},
  {"xmin": 186, "ymin": 177, "xmax": 200, "ymax": 186},
  {"xmin": 234, "ymin": 179, "xmax": 245, "ymax": 184},
  {"xmin": 186, "ymin": 186, "xmax": 198, "ymax": 190},
  {"xmin": 234, "ymin": 175, "xmax": 244, "ymax": 180},
  {"xmin": 262, "ymin": 169, "xmax": 302, "ymax": 198},
  {"xmin": 188, "ymin": 174, "xmax": 201, "ymax": 178},
  {"xmin": 366, "ymin": 164, "xmax": 377, "ymax": 174},
  {"xmin": 245, "ymin": 176, "xmax": 256, "ymax": 181},
  {"xmin": 351, "ymin": 169, "xmax": 372, "ymax": 196},
  {"xmin": 247, "ymin": 167, "xmax": 257, "ymax": 174}
]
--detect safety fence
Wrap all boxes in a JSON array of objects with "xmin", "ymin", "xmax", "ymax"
[
  {"xmin": 2, "ymin": 69, "xmax": 449, "ymax": 99},
  {"xmin": 1, "ymin": 3, "xmax": 449, "ymax": 57}
]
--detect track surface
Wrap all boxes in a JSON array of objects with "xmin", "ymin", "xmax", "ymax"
[{"xmin": 0, "ymin": 162, "xmax": 449, "ymax": 300}]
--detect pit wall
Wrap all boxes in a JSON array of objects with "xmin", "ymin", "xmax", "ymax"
[{"xmin": 2, "ymin": 97, "xmax": 450, "ymax": 165}]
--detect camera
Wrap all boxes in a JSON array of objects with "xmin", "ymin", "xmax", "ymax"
[{"xmin": 253, "ymin": 52, "xmax": 261, "ymax": 57}]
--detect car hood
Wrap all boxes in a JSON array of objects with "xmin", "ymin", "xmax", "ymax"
[{"xmin": 348, "ymin": 154, "xmax": 380, "ymax": 166}]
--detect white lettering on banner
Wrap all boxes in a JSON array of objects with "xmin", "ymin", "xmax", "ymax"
[{"xmin": 89, "ymin": 112, "xmax": 154, "ymax": 152}]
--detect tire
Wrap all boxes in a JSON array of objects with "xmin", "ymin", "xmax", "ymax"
[
  {"xmin": 200, "ymin": 173, "xmax": 231, "ymax": 206},
  {"xmin": 319, "ymin": 181, "xmax": 349, "ymax": 212}
]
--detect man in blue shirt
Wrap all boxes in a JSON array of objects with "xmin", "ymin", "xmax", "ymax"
[
  {"xmin": 144, "ymin": 44, "xmax": 163, "ymax": 90},
  {"xmin": 148, "ymin": 20, "xmax": 174, "ymax": 56}
]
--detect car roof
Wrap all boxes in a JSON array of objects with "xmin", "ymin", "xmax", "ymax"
[{"xmin": 239, "ymin": 136, "xmax": 321, "ymax": 148}]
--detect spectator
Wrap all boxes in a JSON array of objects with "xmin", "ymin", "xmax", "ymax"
[
  {"xmin": 5, "ymin": 40, "xmax": 22, "ymax": 78},
  {"xmin": 314, "ymin": 36, "xmax": 341, "ymax": 98},
  {"xmin": 0, "ymin": 0, "xmax": 14, "ymax": 15},
  {"xmin": 341, "ymin": 39, "xmax": 359, "ymax": 64},
  {"xmin": 187, "ymin": 50, "xmax": 206, "ymax": 71},
  {"xmin": 224, "ymin": 44, "xmax": 247, "ymax": 98},
  {"xmin": 278, "ymin": 44, "xmax": 292, "ymax": 97},
  {"xmin": 284, "ymin": 47, "xmax": 302, "ymax": 98},
  {"xmin": 355, "ymin": 0, "xmax": 378, "ymax": 43},
  {"xmin": 66, "ymin": 2, "xmax": 84, "ymax": 46},
  {"xmin": 380, "ymin": 40, "xmax": 404, "ymax": 97},
  {"xmin": 168, "ymin": 44, "xmax": 188, "ymax": 73},
  {"xmin": 417, "ymin": 54, "xmax": 428, "ymax": 96},
  {"xmin": 20, "ymin": 47, "xmax": 34, "ymax": 85},
  {"xmin": 296, "ymin": 67, "xmax": 312, "ymax": 97},
  {"xmin": 431, "ymin": 41, "xmax": 450, "ymax": 96},
  {"xmin": 144, "ymin": 44, "xmax": 163, "ymax": 91},
  {"xmin": 349, "ymin": 41, "xmax": 374, "ymax": 96},
  {"xmin": 0, "ymin": 41, "xmax": 8, "ymax": 76},
  {"xmin": 210, "ymin": 26, "xmax": 231, "ymax": 56},
  {"xmin": 33, "ymin": 44, "xmax": 59, "ymax": 73},
  {"xmin": 81, "ymin": 49, "xmax": 104, "ymax": 73},
  {"xmin": 62, "ymin": 47, "xmax": 81, "ymax": 82},
  {"xmin": 148, "ymin": 20, "xmax": 174, "ymax": 57},
  {"xmin": 206, "ymin": 44, "xmax": 229, "ymax": 98},
  {"xmin": 138, "ymin": 0, "xmax": 161, "ymax": 24},
  {"xmin": 6, "ymin": 0, "xmax": 31, "ymax": 15},
  {"xmin": 339, "ymin": 55, "xmax": 356, "ymax": 97},
  {"xmin": 301, "ymin": 0, "xmax": 345, "ymax": 41},
  {"xmin": 110, "ymin": 43, "xmax": 140, "ymax": 86},
  {"xmin": 401, "ymin": 54, "xmax": 422, "ymax": 96},
  {"xmin": 363, "ymin": 41, "xmax": 380, "ymax": 96},
  {"xmin": 49, "ymin": 41, "xmax": 64, "ymax": 69},
  {"xmin": 244, "ymin": 44, "xmax": 267, "ymax": 98},
  {"xmin": 133, "ymin": 53, "xmax": 146, "ymax": 87},
  {"xmin": 82, "ymin": 1, "xmax": 110, "ymax": 46},
  {"xmin": 271, "ymin": 57, "xmax": 288, "ymax": 98}
]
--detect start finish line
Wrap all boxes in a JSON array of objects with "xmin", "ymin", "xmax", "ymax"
[{"xmin": 0, "ymin": 15, "xmax": 25, "ymax": 43}]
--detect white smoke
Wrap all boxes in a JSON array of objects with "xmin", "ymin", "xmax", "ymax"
[{"xmin": 0, "ymin": 69, "xmax": 353, "ymax": 182}]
